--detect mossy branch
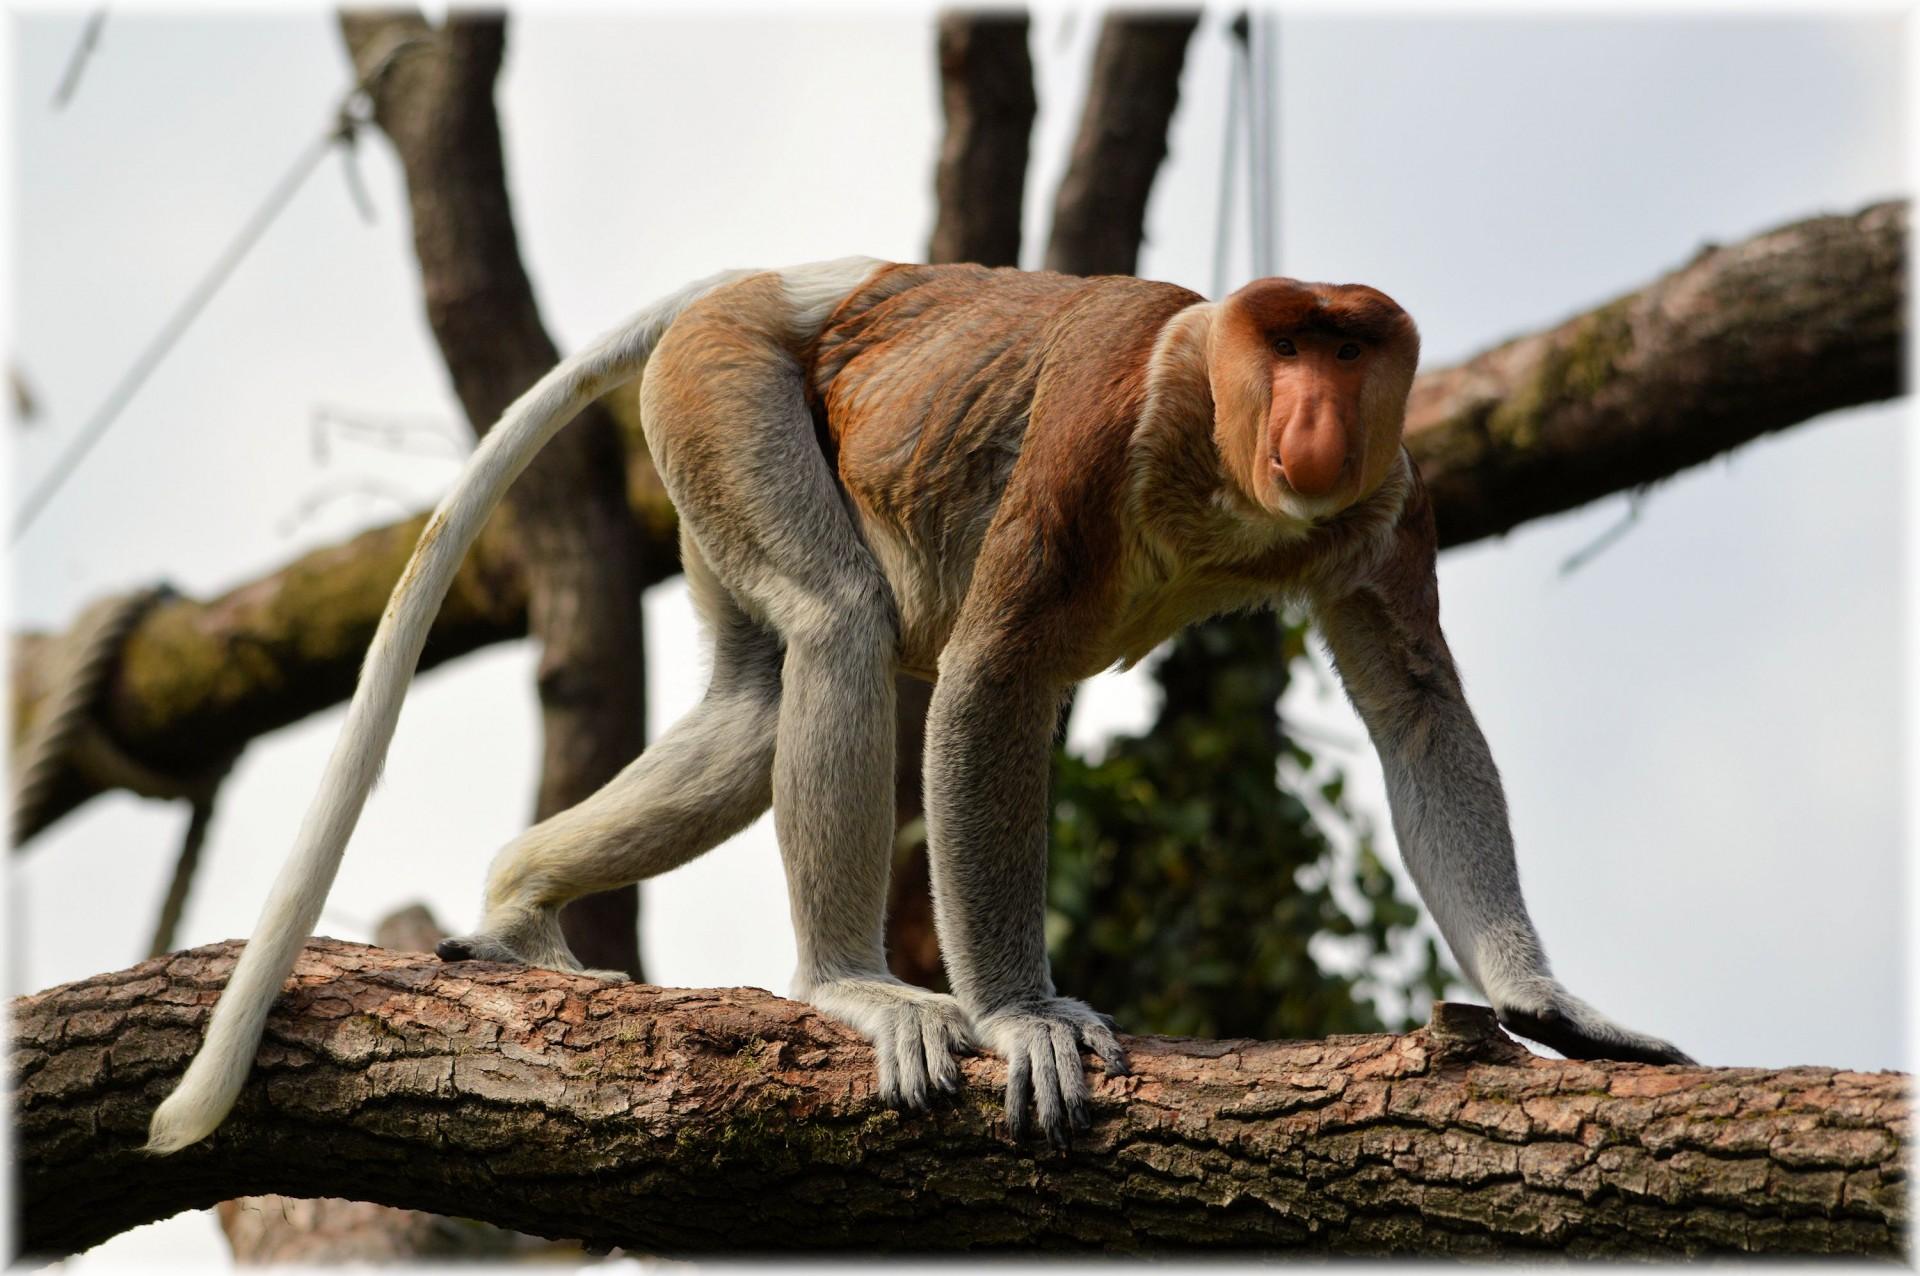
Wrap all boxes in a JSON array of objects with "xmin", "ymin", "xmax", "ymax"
[{"xmin": 1407, "ymin": 199, "xmax": 1905, "ymax": 545}]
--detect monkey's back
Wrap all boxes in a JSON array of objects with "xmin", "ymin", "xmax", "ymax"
[{"xmin": 807, "ymin": 264, "xmax": 1201, "ymax": 676}]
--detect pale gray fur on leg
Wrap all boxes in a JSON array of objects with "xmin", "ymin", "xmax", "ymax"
[
  {"xmin": 1314, "ymin": 580, "xmax": 1692, "ymax": 1067},
  {"xmin": 774, "ymin": 592, "xmax": 978, "ymax": 1110},
  {"xmin": 639, "ymin": 323, "xmax": 976, "ymax": 1114},
  {"xmin": 438, "ymin": 540, "xmax": 782, "ymax": 979},
  {"xmin": 924, "ymin": 648, "xmax": 1127, "ymax": 1145}
]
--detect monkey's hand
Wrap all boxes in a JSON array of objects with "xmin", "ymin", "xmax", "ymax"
[
  {"xmin": 1495, "ymin": 982, "xmax": 1694, "ymax": 1066},
  {"xmin": 803, "ymin": 977, "xmax": 978, "ymax": 1112},
  {"xmin": 975, "ymin": 997, "xmax": 1129, "ymax": 1147}
]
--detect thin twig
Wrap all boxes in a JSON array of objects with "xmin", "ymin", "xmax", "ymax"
[{"xmin": 1558, "ymin": 488, "xmax": 1650, "ymax": 576}]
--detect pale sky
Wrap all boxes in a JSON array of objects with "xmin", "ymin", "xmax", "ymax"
[{"xmin": 7, "ymin": 8, "xmax": 1909, "ymax": 1267}]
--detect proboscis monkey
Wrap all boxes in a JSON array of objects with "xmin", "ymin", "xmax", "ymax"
[{"xmin": 147, "ymin": 258, "xmax": 1689, "ymax": 1153}]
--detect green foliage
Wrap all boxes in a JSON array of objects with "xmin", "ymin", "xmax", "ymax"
[{"xmin": 1048, "ymin": 610, "xmax": 1449, "ymax": 1041}]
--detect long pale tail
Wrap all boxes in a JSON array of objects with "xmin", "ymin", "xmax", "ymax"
[{"xmin": 143, "ymin": 267, "xmax": 755, "ymax": 1154}]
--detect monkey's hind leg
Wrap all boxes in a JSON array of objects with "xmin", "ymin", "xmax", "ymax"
[
  {"xmin": 634, "ymin": 288, "xmax": 977, "ymax": 1111},
  {"xmin": 773, "ymin": 594, "xmax": 977, "ymax": 1110},
  {"xmin": 438, "ymin": 536, "xmax": 783, "ymax": 978}
]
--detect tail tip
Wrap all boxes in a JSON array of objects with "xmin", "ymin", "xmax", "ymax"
[{"xmin": 143, "ymin": 1091, "xmax": 223, "ymax": 1156}]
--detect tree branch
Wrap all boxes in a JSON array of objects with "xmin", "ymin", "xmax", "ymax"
[
  {"xmin": 10, "ymin": 201, "xmax": 1905, "ymax": 838},
  {"xmin": 213, "ymin": 904, "xmax": 549, "ymax": 1262},
  {"xmin": 14, "ymin": 941, "xmax": 1906, "ymax": 1257},
  {"xmin": 1409, "ymin": 199, "xmax": 1906, "ymax": 547}
]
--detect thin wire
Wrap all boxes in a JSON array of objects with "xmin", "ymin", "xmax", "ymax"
[
  {"xmin": 1264, "ymin": 15, "xmax": 1281, "ymax": 274},
  {"xmin": 1247, "ymin": 12, "xmax": 1274, "ymax": 279},
  {"xmin": 11, "ymin": 113, "xmax": 355, "ymax": 545},
  {"xmin": 51, "ymin": 8, "xmax": 108, "ymax": 111},
  {"xmin": 1212, "ymin": 17, "xmax": 1246, "ymax": 299}
]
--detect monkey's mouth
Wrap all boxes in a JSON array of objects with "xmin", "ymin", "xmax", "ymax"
[{"xmin": 1263, "ymin": 456, "xmax": 1351, "ymax": 525}]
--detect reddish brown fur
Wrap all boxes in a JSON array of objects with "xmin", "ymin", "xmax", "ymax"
[
  {"xmin": 793, "ymin": 264, "xmax": 1420, "ymax": 690},
  {"xmin": 811, "ymin": 266, "xmax": 1200, "ymax": 680}
]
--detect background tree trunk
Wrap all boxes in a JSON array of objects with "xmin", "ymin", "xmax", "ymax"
[
  {"xmin": 11, "ymin": 199, "xmax": 1904, "ymax": 843},
  {"xmin": 928, "ymin": 12, "xmax": 1035, "ymax": 269},
  {"xmin": 14, "ymin": 941, "xmax": 1907, "ymax": 1258},
  {"xmin": 1043, "ymin": 13, "xmax": 1200, "ymax": 277},
  {"xmin": 339, "ymin": 11, "xmax": 645, "ymax": 976}
]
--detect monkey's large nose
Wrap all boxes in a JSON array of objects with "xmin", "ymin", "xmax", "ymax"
[{"xmin": 1275, "ymin": 414, "xmax": 1348, "ymax": 497}]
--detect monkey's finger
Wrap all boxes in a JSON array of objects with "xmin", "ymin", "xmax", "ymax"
[
  {"xmin": 1500, "ymin": 1003, "xmax": 1695, "ymax": 1067},
  {"xmin": 1080, "ymin": 1019, "xmax": 1130, "ymax": 1077},
  {"xmin": 922, "ymin": 1018, "xmax": 964, "ymax": 1094},
  {"xmin": 873, "ymin": 1035, "xmax": 903, "ymax": 1108},
  {"xmin": 1005, "ymin": 1048, "xmax": 1034, "ymax": 1142},
  {"xmin": 1028, "ymin": 1039, "xmax": 1070, "ymax": 1149},
  {"xmin": 1048, "ymin": 1021, "xmax": 1092, "ymax": 1135},
  {"xmin": 889, "ymin": 1008, "xmax": 932, "ymax": 1111}
]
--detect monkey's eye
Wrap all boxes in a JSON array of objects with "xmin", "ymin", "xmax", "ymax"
[
  {"xmin": 1272, "ymin": 338, "xmax": 1297, "ymax": 356},
  {"xmin": 1336, "ymin": 342, "xmax": 1363, "ymax": 361}
]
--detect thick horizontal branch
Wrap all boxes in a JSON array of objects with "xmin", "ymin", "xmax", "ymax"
[
  {"xmin": 7, "ymin": 458, "xmax": 676, "ymax": 843},
  {"xmin": 13, "ymin": 941, "xmax": 1908, "ymax": 1257},
  {"xmin": 1408, "ymin": 199, "xmax": 1906, "ymax": 546},
  {"xmin": 10, "ymin": 201, "xmax": 1904, "ymax": 836}
]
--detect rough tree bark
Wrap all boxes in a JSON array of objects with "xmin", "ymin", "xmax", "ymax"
[
  {"xmin": 213, "ymin": 906, "xmax": 545, "ymax": 1263},
  {"xmin": 1405, "ymin": 198, "xmax": 1907, "ymax": 544},
  {"xmin": 9, "ymin": 201, "xmax": 1906, "ymax": 839},
  {"xmin": 14, "ymin": 940, "xmax": 1907, "ymax": 1258},
  {"xmin": 1043, "ymin": 12, "xmax": 1200, "ymax": 278},
  {"xmin": 338, "ymin": 10, "xmax": 645, "ymax": 977}
]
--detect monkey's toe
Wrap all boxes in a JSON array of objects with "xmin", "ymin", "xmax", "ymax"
[
  {"xmin": 1499, "ymin": 1003, "xmax": 1695, "ymax": 1067},
  {"xmin": 433, "ymin": 930, "xmax": 538, "ymax": 967}
]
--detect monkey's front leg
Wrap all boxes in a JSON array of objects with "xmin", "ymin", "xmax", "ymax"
[
  {"xmin": 923, "ymin": 647, "xmax": 1129, "ymax": 1145},
  {"xmin": 1315, "ymin": 567, "xmax": 1692, "ymax": 1067}
]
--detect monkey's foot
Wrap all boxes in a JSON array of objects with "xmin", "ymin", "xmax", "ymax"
[
  {"xmin": 1496, "ymin": 986, "xmax": 1692, "ymax": 1066},
  {"xmin": 434, "ymin": 911, "xmax": 631, "ymax": 984},
  {"xmin": 975, "ymin": 996, "xmax": 1129, "ymax": 1148},
  {"xmin": 801, "ymin": 976, "xmax": 977, "ymax": 1112}
]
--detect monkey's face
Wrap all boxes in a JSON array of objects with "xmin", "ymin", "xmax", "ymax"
[{"xmin": 1209, "ymin": 278, "xmax": 1420, "ymax": 523}]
